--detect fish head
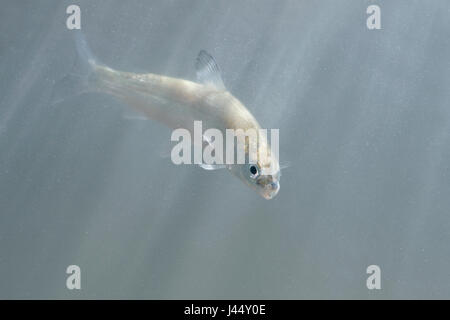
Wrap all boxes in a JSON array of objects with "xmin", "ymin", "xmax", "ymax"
[
  {"xmin": 226, "ymin": 126, "xmax": 281, "ymax": 200},
  {"xmin": 231, "ymin": 156, "xmax": 281, "ymax": 200}
]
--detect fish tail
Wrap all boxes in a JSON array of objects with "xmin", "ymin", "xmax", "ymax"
[{"xmin": 50, "ymin": 31, "xmax": 100, "ymax": 105}]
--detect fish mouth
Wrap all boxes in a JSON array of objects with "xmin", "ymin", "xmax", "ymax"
[{"xmin": 262, "ymin": 181, "xmax": 280, "ymax": 200}]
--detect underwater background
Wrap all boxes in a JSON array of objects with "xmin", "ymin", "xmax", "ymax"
[{"xmin": 1, "ymin": 0, "xmax": 450, "ymax": 299}]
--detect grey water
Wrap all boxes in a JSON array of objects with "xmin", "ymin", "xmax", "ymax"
[{"xmin": 1, "ymin": 0, "xmax": 450, "ymax": 299}]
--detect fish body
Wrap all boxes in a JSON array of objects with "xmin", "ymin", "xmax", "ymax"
[{"xmin": 76, "ymin": 34, "xmax": 280, "ymax": 199}]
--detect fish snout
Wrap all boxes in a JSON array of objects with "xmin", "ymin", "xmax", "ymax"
[{"xmin": 262, "ymin": 181, "xmax": 280, "ymax": 200}]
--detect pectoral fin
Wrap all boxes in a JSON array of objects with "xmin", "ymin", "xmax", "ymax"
[
  {"xmin": 195, "ymin": 50, "xmax": 226, "ymax": 90},
  {"xmin": 280, "ymin": 161, "xmax": 291, "ymax": 170},
  {"xmin": 198, "ymin": 134, "xmax": 227, "ymax": 170},
  {"xmin": 199, "ymin": 164, "xmax": 227, "ymax": 170}
]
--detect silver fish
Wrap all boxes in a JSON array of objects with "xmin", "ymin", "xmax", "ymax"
[{"xmin": 74, "ymin": 33, "xmax": 280, "ymax": 200}]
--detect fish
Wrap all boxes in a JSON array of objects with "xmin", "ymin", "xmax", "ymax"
[{"xmin": 68, "ymin": 32, "xmax": 280, "ymax": 200}]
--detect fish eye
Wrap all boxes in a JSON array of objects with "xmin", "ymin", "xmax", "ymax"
[{"xmin": 249, "ymin": 165, "xmax": 259, "ymax": 178}]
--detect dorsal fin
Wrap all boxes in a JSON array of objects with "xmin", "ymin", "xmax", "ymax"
[{"xmin": 195, "ymin": 50, "xmax": 226, "ymax": 90}]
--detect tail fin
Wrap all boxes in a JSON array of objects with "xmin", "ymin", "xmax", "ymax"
[{"xmin": 50, "ymin": 31, "xmax": 98, "ymax": 105}]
